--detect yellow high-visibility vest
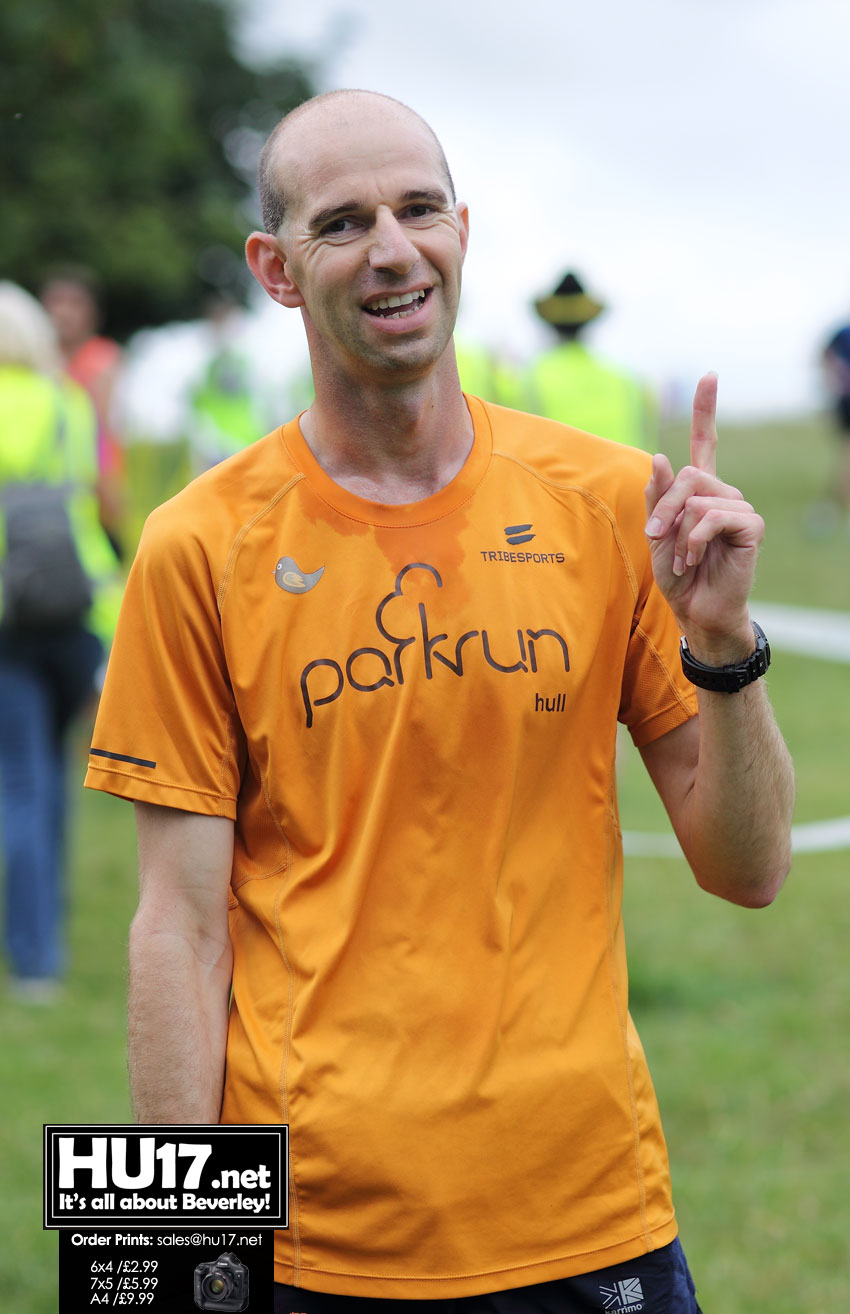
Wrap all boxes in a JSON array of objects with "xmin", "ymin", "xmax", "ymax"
[
  {"xmin": 0, "ymin": 364, "xmax": 122, "ymax": 643},
  {"xmin": 188, "ymin": 347, "xmax": 266, "ymax": 471},
  {"xmin": 526, "ymin": 341, "xmax": 655, "ymax": 449},
  {"xmin": 455, "ymin": 338, "xmax": 527, "ymax": 411}
]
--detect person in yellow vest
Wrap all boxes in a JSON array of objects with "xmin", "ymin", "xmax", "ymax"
[
  {"xmin": 185, "ymin": 294, "xmax": 270, "ymax": 476},
  {"xmin": 0, "ymin": 282, "xmax": 122, "ymax": 999},
  {"xmin": 528, "ymin": 270, "xmax": 656, "ymax": 449},
  {"xmin": 455, "ymin": 334, "xmax": 526, "ymax": 409}
]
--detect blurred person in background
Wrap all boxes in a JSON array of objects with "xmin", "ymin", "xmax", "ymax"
[
  {"xmin": 820, "ymin": 316, "xmax": 850, "ymax": 524},
  {"xmin": 527, "ymin": 270, "xmax": 656, "ymax": 449},
  {"xmin": 184, "ymin": 293, "xmax": 270, "ymax": 476},
  {"xmin": 0, "ymin": 283, "xmax": 122, "ymax": 1000},
  {"xmin": 455, "ymin": 333, "xmax": 526, "ymax": 409},
  {"xmin": 40, "ymin": 266, "xmax": 127, "ymax": 558}
]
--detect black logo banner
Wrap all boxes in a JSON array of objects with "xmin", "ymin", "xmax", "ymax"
[{"xmin": 44, "ymin": 1125, "xmax": 288, "ymax": 1229}]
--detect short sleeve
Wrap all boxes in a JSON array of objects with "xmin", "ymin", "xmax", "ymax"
[
  {"xmin": 85, "ymin": 503, "xmax": 246, "ymax": 815},
  {"xmin": 618, "ymin": 544, "xmax": 698, "ymax": 748}
]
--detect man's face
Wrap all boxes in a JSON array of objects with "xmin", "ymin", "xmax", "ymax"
[
  {"xmin": 273, "ymin": 102, "xmax": 469, "ymax": 383},
  {"xmin": 40, "ymin": 280, "xmax": 97, "ymax": 351}
]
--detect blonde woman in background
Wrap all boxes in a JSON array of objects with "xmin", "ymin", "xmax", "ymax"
[{"xmin": 0, "ymin": 282, "xmax": 121, "ymax": 1001}]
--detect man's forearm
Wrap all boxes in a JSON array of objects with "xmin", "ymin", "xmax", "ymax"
[
  {"xmin": 680, "ymin": 678, "xmax": 795, "ymax": 906},
  {"xmin": 128, "ymin": 919, "xmax": 233, "ymax": 1123}
]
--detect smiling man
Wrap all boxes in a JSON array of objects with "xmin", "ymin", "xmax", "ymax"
[
  {"xmin": 247, "ymin": 92, "xmax": 474, "ymax": 505},
  {"xmin": 86, "ymin": 90, "xmax": 794, "ymax": 1313},
  {"xmin": 257, "ymin": 104, "xmax": 463, "ymax": 358}
]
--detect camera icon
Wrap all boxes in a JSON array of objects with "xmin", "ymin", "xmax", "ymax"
[{"xmin": 193, "ymin": 1252, "xmax": 249, "ymax": 1311}]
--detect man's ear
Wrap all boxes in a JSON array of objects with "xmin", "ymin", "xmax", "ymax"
[
  {"xmin": 456, "ymin": 202, "xmax": 470, "ymax": 263},
  {"xmin": 245, "ymin": 232, "xmax": 304, "ymax": 308}
]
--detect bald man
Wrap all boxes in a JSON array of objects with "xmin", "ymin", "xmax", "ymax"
[{"xmin": 86, "ymin": 90, "xmax": 794, "ymax": 1313}]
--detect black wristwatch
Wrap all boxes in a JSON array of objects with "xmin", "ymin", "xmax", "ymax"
[{"xmin": 680, "ymin": 621, "xmax": 771, "ymax": 693}]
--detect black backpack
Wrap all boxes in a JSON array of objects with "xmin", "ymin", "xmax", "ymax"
[{"xmin": 0, "ymin": 397, "xmax": 93, "ymax": 631}]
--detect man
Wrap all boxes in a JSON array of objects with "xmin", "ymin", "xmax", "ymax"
[
  {"xmin": 527, "ymin": 270, "xmax": 656, "ymax": 449},
  {"xmin": 40, "ymin": 267, "xmax": 127, "ymax": 557},
  {"xmin": 85, "ymin": 90, "xmax": 794, "ymax": 1312},
  {"xmin": 821, "ymin": 317, "xmax": 850, "ymax": 520}
]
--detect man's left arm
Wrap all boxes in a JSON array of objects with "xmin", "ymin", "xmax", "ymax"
[{"xmin": 639, "ymin": 373, "xmax": 795, "ymax": 907}]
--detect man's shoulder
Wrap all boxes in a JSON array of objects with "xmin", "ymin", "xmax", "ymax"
[
  {"xmin": 141, "ymin": 425, "xmax": 297, "ymax": 555},
  {"xmin": 483, "ymin": 400, "xmax": 652, "ymax": 487}
]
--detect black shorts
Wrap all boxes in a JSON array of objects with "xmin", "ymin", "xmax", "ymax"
[{"xmin": 273, "ymin": 1237, "xmax": 703, "ymax": 1312}]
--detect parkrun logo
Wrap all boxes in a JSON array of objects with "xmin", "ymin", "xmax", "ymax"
[{"xmin": 299, "ymin": 562, "xmax": 570, "ymax": 728}]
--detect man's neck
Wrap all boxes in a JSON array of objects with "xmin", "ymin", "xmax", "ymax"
[{"xmin": 299, "ymin": 353, "xmax": 474, "ymax": 505}]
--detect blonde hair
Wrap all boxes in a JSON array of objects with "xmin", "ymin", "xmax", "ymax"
[{"xmin": 0, "ymin": 281, "xmax": 62, "ymax": 374}]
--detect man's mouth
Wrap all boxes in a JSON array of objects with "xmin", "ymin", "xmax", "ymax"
[{"xmin": 363, "ymin": 289, "xmax": 429, "ymax": 319}]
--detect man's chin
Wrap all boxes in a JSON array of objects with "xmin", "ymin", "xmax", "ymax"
[
  {"xmin": 307, "ymin": 314, "xmax": 457, "ymax": 387},
  {"xmin": 358, "ymin": 327, "xmax": 456, "ymax": 378}
]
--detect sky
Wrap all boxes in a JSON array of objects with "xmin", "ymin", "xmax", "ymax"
[
  {"xmin": 235, "ymin": 0, "xmax": 850, "ymax": 419},
  {"xmin": 125, "ymin": 0, "xmax": 850, "ymax": 431}
]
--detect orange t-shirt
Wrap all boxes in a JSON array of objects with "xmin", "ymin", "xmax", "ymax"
[{"xmin": 86, "ymin": 397, "xmax": 697, "ymax": 1298}]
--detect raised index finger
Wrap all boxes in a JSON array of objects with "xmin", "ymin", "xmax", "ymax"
[{"xmin": 691, "ymin": 372, "xmax": 718, "ymax": 476}]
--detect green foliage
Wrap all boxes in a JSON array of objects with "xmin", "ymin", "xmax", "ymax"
[
  {"xmin": 624, "ymin": 849, "xmax": 850, "ymax": 1311},
  {"xmin": 0, "ymin": 774, "xmax": 137, "ymax": 1314},
  {"xmin": 0, "ymin": 0, "xmax": 314, "ymax": 338}
]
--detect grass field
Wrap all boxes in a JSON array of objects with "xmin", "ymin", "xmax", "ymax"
[{"xmin": 2, "ymin": 409, "xmax": 848, "ymax": 1313}]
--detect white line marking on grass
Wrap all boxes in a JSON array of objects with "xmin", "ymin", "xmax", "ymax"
[
  {"xmin": 624, "ymin": 817, "xmax": 850, "ymax": 858},
  {"xmin": 626, "ymin": 602, "xmax": 850, "ymax": 854},
  {"xmin": 788, "ymin": 816, "xmax": 850, "ymax": 852},
  {"xmin": 755, "ymin": 602, "xmax": 850, "ymax": 662}
]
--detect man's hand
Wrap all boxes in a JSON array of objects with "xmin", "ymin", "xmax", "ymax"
[
  {"xmin": 641, "ymin": 373, "xmax": 794, "ymax": 905},
  {"xmin": 644, "ymin": 372, "xmax": 763, "ymax": 661}
]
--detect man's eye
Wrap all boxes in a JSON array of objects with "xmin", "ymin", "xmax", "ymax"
[
  {"xmin": 322, "ymin": 217, "xmax": 357, "ymax": 235},
  {"xmin": 406, "ymin": 204, "xmax": 434, "ymax": 219}
]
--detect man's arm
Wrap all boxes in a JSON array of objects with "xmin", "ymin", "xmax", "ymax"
[
  {"xmin": 639, "ymin": 701, "xmax": 793, "ymax": 907},
  {"xmin": 129, "ymin": 802, "xmax": 235, "ymax": 1122},
  {"xmin": 640, "ymin": 374, "xmax": 795, "ymax": 907}
]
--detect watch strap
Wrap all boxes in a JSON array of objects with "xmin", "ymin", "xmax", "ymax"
[{"xmin": 680, "ymin": 621, "xmax": 771, "ymax": 693}]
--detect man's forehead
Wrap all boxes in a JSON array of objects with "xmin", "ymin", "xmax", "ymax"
[
  {"xmin": 283, "ymin": 92, "xmax": 437, "ymax": 156},
  {"xmin": 273, "ymin": 96, "xmax": 450, "ymax": 221}
]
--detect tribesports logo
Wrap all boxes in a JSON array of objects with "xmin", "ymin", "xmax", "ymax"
[
  {"xmin": 504, "ymin": 522, "xmax": 535, "ymax": 546},
  {"xmin": 599, "ymin": 1276, "xmax": 645, "ymax": 1310},
  {"xmin": 481, "ymin": 521, "xmax": 564, "ymax": 566}
]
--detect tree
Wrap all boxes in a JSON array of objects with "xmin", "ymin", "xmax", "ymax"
[{"xmin": 1, "ymin": 0, "xmax": 315, "ymax": 338}]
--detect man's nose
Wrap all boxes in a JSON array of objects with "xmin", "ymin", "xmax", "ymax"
[{"xmin": 368, "ymin": 209, "xmax": 418, "ymax": 273}]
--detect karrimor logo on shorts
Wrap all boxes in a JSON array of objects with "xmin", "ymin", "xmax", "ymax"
[{"xmin": 600, "ymin": 1276, "xmax": 645, "ymax": 1309}]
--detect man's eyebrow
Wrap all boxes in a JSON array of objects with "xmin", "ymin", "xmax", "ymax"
[
  {"xmin": 399, "ymin": 187, "xmax": 450, "ymax": 207},
  {"xmin": 307, "ymin": 200, "xmax": 362, "ymax": 231},
  {"xmin": 307, "ymin": 188, "xmax": 450, "ymax": 232}
]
